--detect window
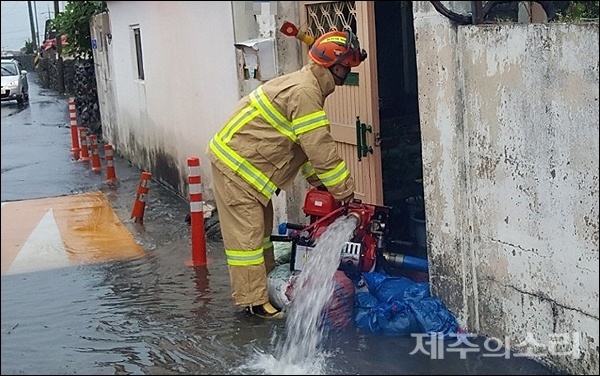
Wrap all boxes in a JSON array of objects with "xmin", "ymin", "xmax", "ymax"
[
  {"xmin": 133, "ymin": 27, "xmax": 145, "ymax": 80},
  {"xmin": 305, "ymin": 1, "xmax": 357, "ymax": 38},
  {"xmin": 1, "ymin": 61, "xmax": 19, "ymax": 76}
]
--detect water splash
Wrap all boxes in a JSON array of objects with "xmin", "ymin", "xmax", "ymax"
[{"xmin": 244, "ymin": 215, "xmax": 357, "ymax": 374}]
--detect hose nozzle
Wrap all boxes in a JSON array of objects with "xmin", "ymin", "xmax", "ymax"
[{"xmin": 346, "ymin": 211, "xmax": 361, "ymax": 228}]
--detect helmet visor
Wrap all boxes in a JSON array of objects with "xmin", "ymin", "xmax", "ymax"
[{"xmin": 338, "ymin": 30, "xmax": 367, "ymax": 67}]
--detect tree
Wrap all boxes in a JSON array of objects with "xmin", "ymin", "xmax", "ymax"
[
  {"xmin": 22, "ymin": 39, "xmax": 35, "ymax": 54},
  {"xmin": 555, "ymin": 1, "xmax": 600, "ymax": 21},
  {"xmin": 50, "ymin": 1, "xmax": 107, "ymax": 60}
]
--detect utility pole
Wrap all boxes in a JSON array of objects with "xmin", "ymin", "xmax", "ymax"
[
  {"xmin": 27, "ymin": 1, "xmax": 38, "ymax": 51},
  {"xmin": 54, "ymin": 0, "xmax": 65, "ymax": 94},
  {"xmin": 33, "ymin": 1, "xmax": 40, "ymax": 48}
]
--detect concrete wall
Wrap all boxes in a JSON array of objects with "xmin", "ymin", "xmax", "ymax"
[{"xmin": 413, "ymin": 2, "xmax": 599, "ymax": 374}]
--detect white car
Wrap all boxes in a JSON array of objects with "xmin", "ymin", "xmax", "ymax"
[{"xmin": 1, "ymin": 59, "xmax": 29, "ymax": 105}]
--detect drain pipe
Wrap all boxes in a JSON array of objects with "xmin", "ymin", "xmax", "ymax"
[{"xmin": 381, "ymin": 251, "xmax": 429, "ymax": 273}]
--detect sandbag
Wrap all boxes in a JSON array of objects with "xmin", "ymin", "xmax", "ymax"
[
  {"xmin": 273, "ymin": 241, "xmax": 292, "ymax": 265},
  {"xmin": 355, "ymin": 271, "xmax": 459, "ymax": 336},
  {"xmin": 322, "ymin": 270, "xmax": 355, "ymax": 329},
  {"xmin": 355, "ymin": 292, "xmax": 421, "ymax": 335},
  {"xmin": 267, "ymin": 263, "xmax": 293, "ymax": 311},
  {"xmin": 267, "ymin": 265, "xmax": 355, "ymax": 329}
]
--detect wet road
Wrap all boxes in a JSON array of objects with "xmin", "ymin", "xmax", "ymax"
[{"xmin": 1, "ymin": 75, "xmax": 564, "ymax": 374}]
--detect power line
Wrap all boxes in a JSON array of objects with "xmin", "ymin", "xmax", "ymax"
[{"xmin": 1, "ymin": 1, "xmax": 57, "ymax": 50}]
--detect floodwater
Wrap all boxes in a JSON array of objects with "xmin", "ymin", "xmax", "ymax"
[
  {"xmin": 244, "ymin": 215, "xmax": 359, "ymax": 374},
  {"xmin": 1, "ymin": 75, "xmax": 565, "ymax": 375}
]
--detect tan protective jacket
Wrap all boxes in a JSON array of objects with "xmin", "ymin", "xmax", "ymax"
[{"xmin": 207, "ymin": 60, "xmax": 355, "ymax": 205}]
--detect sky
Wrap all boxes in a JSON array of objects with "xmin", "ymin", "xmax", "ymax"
[{"xmin": 1, "ymin": 1, "xmax": 66, "ymax": 52}]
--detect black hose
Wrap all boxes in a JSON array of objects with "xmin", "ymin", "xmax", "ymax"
[
  {"xmin": 429, "ymin": 1, "xmax": 472, "ymax": 25},
  {"xmin": 270, "ymin": 235, "xmax": 293, "ymax": 242},
  {"xmin": 284, "ymin": 222, "xmax": 306, "ymax": 231},
  {"xmin": 430, "ymin": 1, "xmax": 557, "ymax": 25}
]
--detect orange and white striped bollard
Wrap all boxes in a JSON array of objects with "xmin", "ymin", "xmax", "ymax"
[
  {"xmin": 187, "ymin": 156, "xmax": 207, "ymax": 266},
  {"xmin": 89, "ymin": 134, "xmax": 102, "ymax": 173},
  {"xmin": 104, "ymin": 144, "xmax": 118, "ymax": 186},
  {"xmin": 68, "ymin": 98, "xmax": 80, "ymax": 160},
  {"xmin": 78, "ymin": 126, "xmax": 90, "ymax": 162},
  {"xmin": 131, "ymin": 172, "xmax": 152, "ymax": 223}
]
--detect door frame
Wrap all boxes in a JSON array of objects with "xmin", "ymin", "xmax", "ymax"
[{"xmin": 298, "ymin": 0, "xmax": 384, "ymax": 205}]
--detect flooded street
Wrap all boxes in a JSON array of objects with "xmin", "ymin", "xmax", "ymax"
[{"xmin": 1, "ymin": 75, "xmax": 563, "ymax": 374}]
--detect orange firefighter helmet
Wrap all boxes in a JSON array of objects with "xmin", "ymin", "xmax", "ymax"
[{"xmin": 308, "ymin": 29, "xmax": 367, "ymax": 68}]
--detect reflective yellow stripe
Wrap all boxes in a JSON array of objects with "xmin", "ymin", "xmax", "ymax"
[
  {"xmin": 293, "ymin": 110, "xmax": 328, "ymax": 135},
  {"xmin": 250, "ymin": 87, "xmax": 297, "ymax": 142},
  {"xmin": 322, "ymin": 36, "xmax": 347, "ymax": 44},
  {"xmin": 219, "ymin": 106, "xmax": 258, "ymax": 142},
  {"xmin": 226, "ymin": 248, "xmax": 265, "ymax": 266},
  {"xmin": 209, "ymin": 137, "xmax": 278, "ymax": 198},
  {"xmin": 318, "ymin": 160, "xmax": 351, "ymax": 188},
  {"xmin": 210, "ymin": 103, "xmax": 278, "ymax": 199},
  {"xmin": 263, "ymin": 236, "xmax": 273, "ymax": 249},
  {"xmin": 210, "ymin": 85, "xmax": 334, "ymax": 200},
  {"xmin": 301, "ymin": 161, "xmax": 317, "ymax": 178}
]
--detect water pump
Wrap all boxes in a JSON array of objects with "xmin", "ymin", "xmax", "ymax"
[{"xmin": 275, "ymin": 188, "xmax": 428, "ymax": 275}]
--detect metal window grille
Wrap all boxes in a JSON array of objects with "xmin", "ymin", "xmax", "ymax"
[
  {"xmin": 133, "ymin": 28, "xmax": 144, "ymax": 80},
  {"xmin": 305, "ymin": 1, "xmax": 357, "ymax": 38}
]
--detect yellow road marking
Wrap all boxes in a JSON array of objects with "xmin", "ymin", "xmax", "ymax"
[
  {"xmin": 8, "ymin": 208, "xmax": 71, "ymax": 275},
  {"xmin": 1, "ymin": 192, "xmax": 146, "ymax": 276}
]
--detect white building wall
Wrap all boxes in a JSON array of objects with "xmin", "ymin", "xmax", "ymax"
[
  {"xmin": 100, "ymin": 1, "xmax": 304, "ymax": 232},
  {"xmin": 104, "ymin": 1, "xmax": 239, "ymax": 198}
]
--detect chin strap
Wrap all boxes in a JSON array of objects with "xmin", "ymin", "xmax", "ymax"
[{"xmin": 330, "ymin": 69, "xmax": 348, "ymax": 84}]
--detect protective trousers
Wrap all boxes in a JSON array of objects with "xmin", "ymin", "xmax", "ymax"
[{"xmin": 210, "ymin": 163, "xmax": 276, "ymax": 307}]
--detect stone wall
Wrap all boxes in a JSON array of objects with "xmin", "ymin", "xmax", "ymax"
[
  {"xmin": 36, "ymin": 57, "xmax": 102, "ymax": 136},
  {"xmin": 12, "ymin": 54, "xmax": 35, "ymax": 72}
]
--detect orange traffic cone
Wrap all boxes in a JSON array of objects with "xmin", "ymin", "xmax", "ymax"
[
  {"xmin": 104, "ymin": 144, "xmax": 119, "ymax": 187},
  {"xmin": 68, "ymin": 98, "xmax": 80, "ymax": 160},
  {"xmin": 78, "ymin": 126, "xmax": 90, "ymax": 162},
  {"xmin": 131, "ymin": 172, "xmax": 152, "ymax": 223},
  {"xmin": 187, "ymin": 156, "xmax": 207, "ymax": 266},
  {"xmin": 89, "ymin": 134, "xmax": 102, "ymax": 173}
]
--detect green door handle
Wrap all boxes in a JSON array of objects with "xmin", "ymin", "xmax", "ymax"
[{"xmin": 356, "ymin": 116, "xmax": 373, "ymax": 161}]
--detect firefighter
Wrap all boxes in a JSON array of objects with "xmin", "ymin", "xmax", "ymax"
[{"xmin": 207, "ymin": 29, "xmax": 368, "ymax": 319}]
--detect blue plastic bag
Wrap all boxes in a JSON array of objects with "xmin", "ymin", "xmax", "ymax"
[
  {"xmin": 355, "ymin": 271, "xmax": 458, "ymax": 336},
  {"xmin": 354, "ymin": 292, "xmax": 421, "ymax": 335}
]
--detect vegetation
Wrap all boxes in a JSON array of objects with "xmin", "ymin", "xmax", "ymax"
[
  {"xmin": 554, "ymin": 1, "xmax": 599, "ymax": 22},
  {"xmin": 50, "ymin": 1, "xmax": 107, "ymax": 59},
  {"xmin": 478, "ymin": 1, "xmax": 599, "ymax": 23},
  {"xmin": 22, "ymin": 40, "xmax": 35, "ymax": 54}
]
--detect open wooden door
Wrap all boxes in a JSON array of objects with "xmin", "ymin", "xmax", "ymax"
[{"xmin": 299, "ymin": 1, "xmax": 383, "ymax": 205}]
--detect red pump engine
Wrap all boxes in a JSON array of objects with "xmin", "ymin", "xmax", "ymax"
[{"xmin": 284, "ymin": 188, "xmax": 391, "ymax": 273}]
